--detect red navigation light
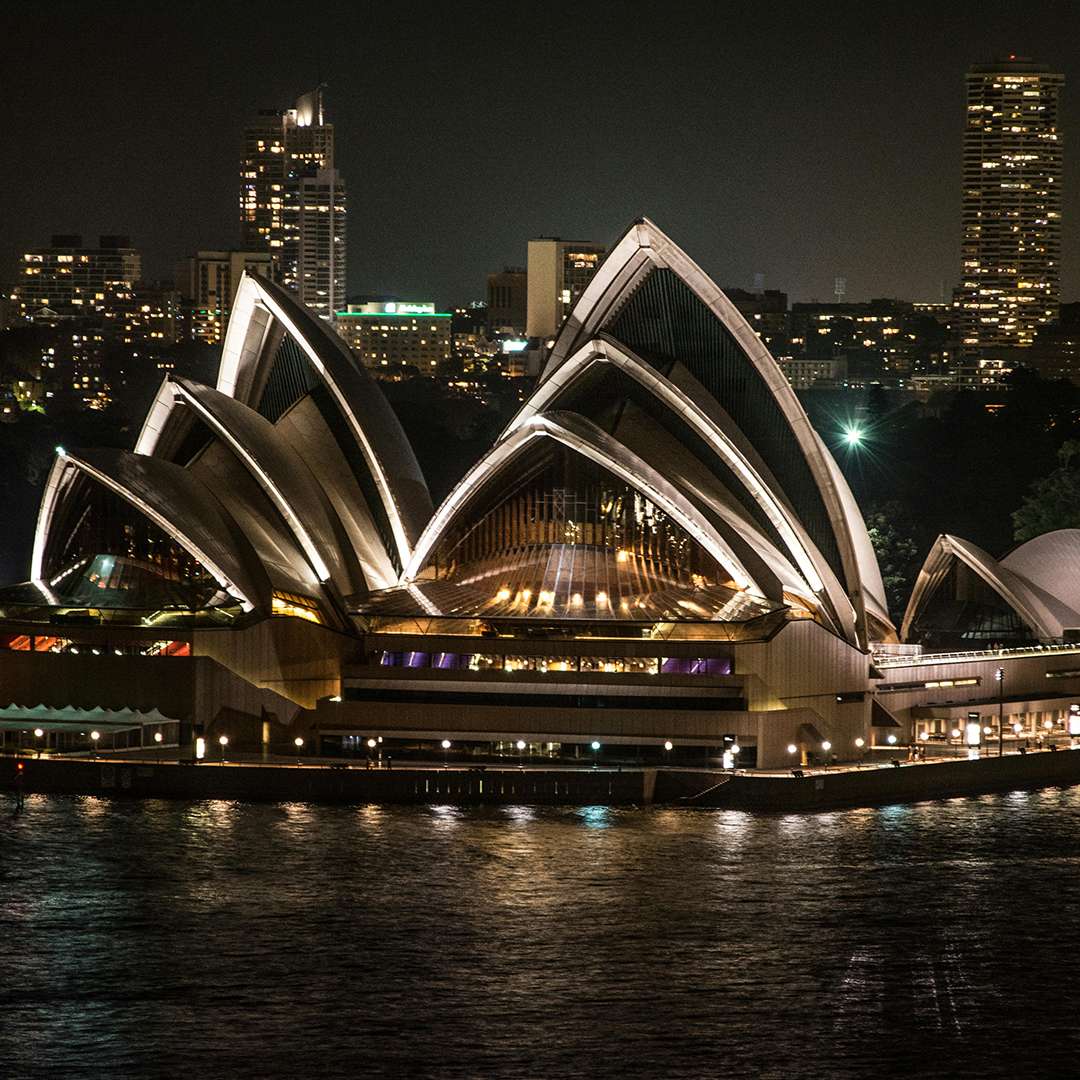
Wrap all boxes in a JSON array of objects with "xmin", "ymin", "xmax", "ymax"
[{"xmin": 16, "ymin": 762, "xmax": 25, "ymax": 771}]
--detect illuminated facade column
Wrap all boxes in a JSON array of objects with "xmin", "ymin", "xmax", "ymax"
[{"xmin": 952, "ymin": 57, "xmax": 1063, "ymax": 384}]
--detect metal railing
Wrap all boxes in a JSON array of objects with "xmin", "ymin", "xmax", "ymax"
[{"xmin": 874, "ymin": 641, "xmax": 1080, "ymax": 669}]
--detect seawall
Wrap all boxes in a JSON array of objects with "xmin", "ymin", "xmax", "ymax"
[{"xmin": 5, "ymin": 749, "xmax": 1080, "ymax": 811}]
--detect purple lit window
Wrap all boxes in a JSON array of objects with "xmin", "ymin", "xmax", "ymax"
[
  {"xmin": 660, "ymin": 657, "xmax": 732, "ymax": 676},
  {"xmin": 432, "ymin": 652, "xmax": 473, "ymax": 669}
]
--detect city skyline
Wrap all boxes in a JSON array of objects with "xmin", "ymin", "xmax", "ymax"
[{"xmin": 2, "ymin": 1, "xmax": 1079, "ymax": 307}]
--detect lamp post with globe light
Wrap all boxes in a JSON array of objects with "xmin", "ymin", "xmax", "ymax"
[
  {"xmin": 294, "ymin": 736, "xmax": 304, "ymax": 765},
  {"xmin": 996, "ymin": 667, "xmax": 1005, "ymax": 756}
]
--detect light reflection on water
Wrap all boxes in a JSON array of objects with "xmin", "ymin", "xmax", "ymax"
[{"xmin": 2, "ymin": 790, "xmax": 1080, "ymax": 1078}]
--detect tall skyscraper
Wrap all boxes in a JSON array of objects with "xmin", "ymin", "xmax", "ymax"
[
  {"xmin": 297, "ymin": 168, "xmax": 346, "ymax": 321},
  {"xmin": 953, "ymin": 58, "xmax": 1063, "ymax": 369},
  {"xmin": 240, "ymin": 87, "xmax": 346, "ymax": 319},
  {"xmin": 526, "ymin": 238, "xmax": 605, "ymax": 339}
]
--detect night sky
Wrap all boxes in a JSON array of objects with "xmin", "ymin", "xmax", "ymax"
[{"xmin": 3, "ymin": 0, "xmax": 1079, "ymax": 306}]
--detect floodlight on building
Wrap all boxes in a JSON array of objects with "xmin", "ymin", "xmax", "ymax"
[
  {"xmin": 842, "ymin": 426, "xmax": 863, "ymax": 447},
  {"xmin": 195, "ymin": 736, "xmax": 206, "ymax": 760}
]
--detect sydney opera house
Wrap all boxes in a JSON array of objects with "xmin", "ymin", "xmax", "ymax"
[{"xmin": 4, "ymin": 219, "xmax": 1080, "ymax": 769}]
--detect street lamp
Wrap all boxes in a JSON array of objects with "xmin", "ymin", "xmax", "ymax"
[
  {"xmin": 219, "ymin": 734, "xmax": 229, "ymax": 763},
  {"xmin": 996, "ymin": 666, "xmax": 1005, "ymax": 757},
  {"xmin": 33, "ymin": 727, "xmax": 44, "ymax": 757},
  {"xmin": 591, "ymin": 740, "xmax": 601, "ymax": 768},
  {"xmin": 154, "ymin": 731, "xmax": 163, "ymax": 744},
  {"xmin": 786, "ymin": 743, "xmax": 798, "ymax": 756},
  {"xmin": 441, "ymin": 738, "xmax": 451, "ymax": 768},
  {"xmin": 854, "ymin": 736, "xmax": 865, "ymax": 748},
  {"xmin": 90, "ymin": 730, "xmax": 100, "ymax": 757},
  {"xmin": 886, "ymin": 734, "xmax": 898, "ymax": 746},
  {"xmin": 294, "ymin": 736, "xmax": 304, "ymax": 765},
  {"xmin": 664, "ymin": 739, "xmax": 673, "ymax": 752}
]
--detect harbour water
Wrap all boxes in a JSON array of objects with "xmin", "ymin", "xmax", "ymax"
[{"xmin": 2, "ymin": 790, "xmax": 1079, "ymax": 1078}]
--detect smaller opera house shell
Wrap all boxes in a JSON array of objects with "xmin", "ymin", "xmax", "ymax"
[
  {"xmin": 902, "ymin": 530, "xmax": 1080, "ymax": 649},
  {"xmin": 0, "ymin": 220, "xmax": 897, "ymax": 768}
]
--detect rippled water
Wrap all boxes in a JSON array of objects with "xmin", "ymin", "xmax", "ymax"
[{"xmin": 2, "ymin": 790, "xmax": 1080, "ymax": 1078}]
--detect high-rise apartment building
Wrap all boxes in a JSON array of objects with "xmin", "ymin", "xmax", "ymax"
[
  {"xmin": 297, "ymin": 169, "xmax": 346, "ymax": 320},
  {"xmin": 13, "ymin": 235, "xmax": 141, "ymax": 321},
  {"xmin": 953, "ymin": 58, "xmax": 1064, "ymax": 366},
  {"xmin": 175, "ymin": 250, "xmax": 274, "ymax": 343},
  {"xmin": 240, "ymin": 87, "xmax": 346, "ymax": 318},
  {"xmin": 526, "ymin": 238, "xmax": 605, "ymax": 338}
]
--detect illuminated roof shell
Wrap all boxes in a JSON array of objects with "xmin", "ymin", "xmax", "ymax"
[
  {"xmin": 32, "ymin": 448, "xmax": 270, "ymax": 613},
  {"xmin": 902, "ymin": 531, "xmax": 1080, "ymax": 643},
  {"xmin": 407, "ymin": 218, "xmax": 891, "ymax": 647}
]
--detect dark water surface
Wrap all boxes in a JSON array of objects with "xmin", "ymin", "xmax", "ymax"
[{"xmin": 2, "ymin": 790, "xmax": 1080, "ymax": 1079}]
